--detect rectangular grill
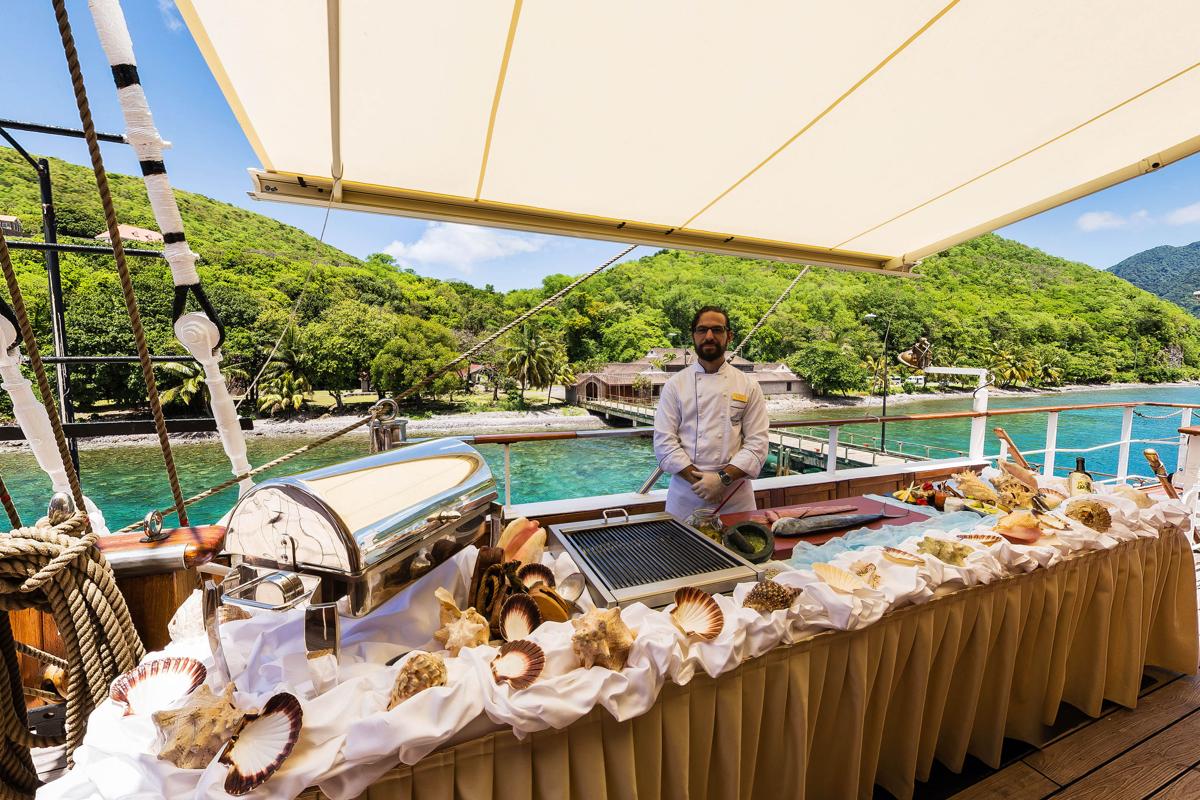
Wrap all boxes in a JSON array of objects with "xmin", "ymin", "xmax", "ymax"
[{"xmin": 550, "ymin": 512, "xmax": 761, "ymax": 609}]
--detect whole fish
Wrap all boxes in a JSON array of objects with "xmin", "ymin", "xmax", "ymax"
[{"xmin": 771, "ymin": 512, "xmax": 887, "ymax": 537}]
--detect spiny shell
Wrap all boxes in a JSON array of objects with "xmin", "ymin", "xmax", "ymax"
[
  {"xmin": 813, "ymin": 563, "xmax": 868, "ymax": 594},
  {"xmin": 1065, "ymin": 499, "xmax": 1112, "ymax": 532},
  {"xmin": 670, "ymin": 587, "xmax": 724, "ymax": 641},
  {"xmin": 517, "ymin": 562, "xmax": 555, "ymax": 589},
  {"xmin": 219, "ymin": 692, "xmax": 303, "ymax": 796},
  {"xmin": 433, "ymin": 587, "xmax": 489, "ymax": 656},
  {"xmin": 153, "ymin": 683, "xmax": 245, "ymax": 770},
  {"xmin": 917, "ymin": 536, "xmax": 974, "ymax": 564},
  {"xmin": 501, "ymin": 593, "xmax": 542, "ymax": 641},
  {"xmin": 111, "ymin": 657, "xmax": 207, "ymax": 717},
  {"xmin": 491, "ymin": 640, "xmax": 545, "ymax": 690},
  {"xmin": 388, "ymin": 652, "xmax": 447, "ymax": 709},
  {"xmin": 742, "ymin": 580, "xmax": 800, "ymax": 613},
  {"xmin": 957, "ymin": 533, "xmax": 1002, "ymax": 547},
  {"xmin": 882, "ymin": 547, "xmax": 923, "ymax": 567},
  {"xmin": 571, "ymin": 607, "xmax": 635, "ymax": 671},
  {"xmin": 952, "ymin": 471, "xmax": 999, "ymax": 504}
]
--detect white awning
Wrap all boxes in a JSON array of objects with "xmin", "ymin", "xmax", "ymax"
[{"xmin": 177, "ymin": 0, "xmax": 1200, "ymax": 275}]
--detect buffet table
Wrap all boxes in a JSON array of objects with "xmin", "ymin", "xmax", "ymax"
[{"xmin": 299, "ymin": 527, "xmax": 1197, "ymax": 800}]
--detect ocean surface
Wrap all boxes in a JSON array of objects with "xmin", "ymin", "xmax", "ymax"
[{"xmin": 1, "ymin": 385, "xmax": 1194, "ymax": 531}]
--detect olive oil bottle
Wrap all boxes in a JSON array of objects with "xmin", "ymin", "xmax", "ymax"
[{"xmin": 1068, "ymin": 457, "xmax": 1093, "ymax": 496}]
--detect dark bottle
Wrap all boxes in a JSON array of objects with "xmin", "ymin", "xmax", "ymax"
[{"xmin": 1067, "ymin": 457, "xmax": 1093, "ymax": 496}]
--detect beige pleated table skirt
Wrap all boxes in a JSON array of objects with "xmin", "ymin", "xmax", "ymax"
[{"xmin": 307, "ymin": 530, "xmax": 1199, "ymax": 800}]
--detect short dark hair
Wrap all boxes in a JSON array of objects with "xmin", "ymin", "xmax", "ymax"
[{"xmin": 691, "ymin": 305, "xmax": 731, "ymax": 332}]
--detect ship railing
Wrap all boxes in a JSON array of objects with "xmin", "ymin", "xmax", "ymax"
[{"xmin": 456, "ymin": 401, "xmax": 1200, "ymax": 507}]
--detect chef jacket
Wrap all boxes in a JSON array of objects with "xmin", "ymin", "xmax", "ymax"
[{"xmin": 653, "ymin": 360, "xmax": 770, "ymax": 520}]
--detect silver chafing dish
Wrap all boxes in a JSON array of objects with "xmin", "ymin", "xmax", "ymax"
[{"xmin": 220, "ymin": 438, "xmax": 497, "ymax": 617}]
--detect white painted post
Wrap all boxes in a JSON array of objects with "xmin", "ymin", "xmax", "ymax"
[
  {"xmin": 1043, "ymin": 412, "xmax": 1058, "ymax": 478},
  {"xmin": 970, "ymin": 375, "xmax": 988, "ymax": 462},
  {"xmin": 826, "ymin": 427, "xmax": 839, "ymax": 473},
  {"xmin": 1117, "ymin": 406, "xmax": 1134, "ymax": 481},
  {"xmin": 176, "ymin": 314, "xmax": 252, "ymax": 494},
  {"xmin": 998, "ymin": 439, "xmax": 1009, "ymax": 462},
  {"xmin": 1177, "ymin": 408, "xmax": 1192, "ymax": 474},
  {"xmin": 503, "ymin": 444, "xmax": 512, "ymax": 506}
]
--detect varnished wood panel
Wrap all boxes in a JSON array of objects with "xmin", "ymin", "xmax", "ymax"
[
  {"xmin": 115, "ymin": 569, "xmax": 197, "ymax": 652},
  {"xmin": 781, "ymin": 484, "xmax": 836, "ymax": 506},
  {"xmin": 1151, "ymin": 769, "xmax": 1200, "ymax": 799},
  {"xmin": 841, "ymin": 475, "xmax": 906, "ymax": 498},
  {"xmin": 1049, "ymin": 707, "xmax": 1200, "ymax": 800},
  {"xmin": 1024, "ymin": 675, "xmax": 1200, "ymax": 785},
  {"xmin": 946, "ymin": 761, "xmax": 1058, "ymax": 800}
]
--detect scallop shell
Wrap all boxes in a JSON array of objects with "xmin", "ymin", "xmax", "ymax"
[
  {"xmin": 491, "ymin": 640, "xmax": 545, "ymax": 690},
  {"xmin": 670, "ymin": 587, "xmax": 724, "ymax": 641},
  {"xmin": 110, "ymin": 657, "xmax": 207, "ymax": 717},
  {"xmin": 1065, "ymin": 499, "xmax": 1112, "ymax": 532},
  {"xmin": 517, "ymin": 562, "xmax": 555, "ymax": 589},
  {"xmin": 528, "ymin": 585, "xmax": 571, "ymax": 623},
  {"xmin": 219, "ymin": 692, "xmax": 303, "ymax": 796},
  {"xmin": 882, "ymin": 547, "xmax": 923, "ymax": 567},
  {"xmin": 813, "ymin": 563, "xmax": 868, "ymax": 594},
  {"xmin": 500, "ymin": 593, "xmax": 542, "ymax": 641},
  {"xmin": 153, "ymin": 683, "xmax": 245, "ymax": 770},
  {"xmin": 742, "ymin": 580, "xmax": 800, "ymax": 613},
  {"xmin": 957, "ymin": 533, "xmax": 1002, "ymax": 547},
  {"xmin": 1041, "ymin": 488, "xmax": 1068, "ymax": 509},
  {"xmin": 571, "ymin": 607, "xmax": 635, "ymax": 671},
  {"xmin": 388, "ymin": 652, "xmax": 447, "ymax": 709}
]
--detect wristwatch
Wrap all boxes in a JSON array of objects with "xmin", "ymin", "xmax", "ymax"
[{"xmin": 718, "ymin": 468, "xmax": 733, "ymax": 486}]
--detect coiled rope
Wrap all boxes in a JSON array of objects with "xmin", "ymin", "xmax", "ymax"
[
  {"xmin": 51, "ymin": 0, "xmax": 188, "ymax": 525},
  {"xmin": 0, "ymin": 511, "xmax": 143, "ymax": 796}
]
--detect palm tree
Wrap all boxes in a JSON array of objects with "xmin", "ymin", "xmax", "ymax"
[
  {"xmin": 501, "ymin": 326, "xmax": 557, "ymax": 406},
  {"xmin": 257, "ymin": 325, "xmax": 313, "ymax": 416},
  {"xmin": 159, "ymin": 361, "xmax": 248, "ymax": 412}
]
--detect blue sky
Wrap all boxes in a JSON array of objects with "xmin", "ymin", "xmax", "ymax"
[{"xmin": 4, "ymin": 0, "xmax": 1200, "ymax": 291}]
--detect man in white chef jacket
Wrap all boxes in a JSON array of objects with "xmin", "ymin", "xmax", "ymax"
[{"xmin": 653, "ymin": 306, "xmax": 770, "ymax": 521}]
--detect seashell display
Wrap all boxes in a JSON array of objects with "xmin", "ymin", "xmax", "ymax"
[
  {"xmin": 219, "ymin": 692, "xmax": 303, "ymax": 796},
  {"xmin": 490, "ymin": 640, "xmax": 545, "ymax": 690},
  {"xmin": 467, "ymin": 547, "xmax": 505, "ymax": 616},
  {"xmin": 994, "ymin": 511, "xmax": 1044, "ymax": 544},
  {"xmin": 1064, "ymin": 499, "xmax": 1112, "ymax": 532},
  {"xmin": 812, "ymin": 563, "xmax": 868, "ymax": 594},
  {"xmin": 527, "ymin": 585, "xmax": 572, "ymax": 623},
  {"xmin": 1041, "ymin": 488, "xmax": 1067, "ymax": 509},
  {"xmin": 388, "ymin": 652, "xmax": 448, "ymax": 710},
  {"xmin": 850, "ymin": 561, "xmax": 881, "ymax": 590},
  {"xmin": 433, "ymin": 587, "xmax": 489, "ymax": 656},
  {"xmin": 1110, "ymin": 484, "xmax": 1153, "ymax": 509},
  {"xmin": 110, "ymin": 656, "xmax": 207, "ymax": 717},
  {"xmin": 916, "ymin": 536, "xmax": 973, "ymax": 566},
  {"xmin": 742, "ymin": 580, "xmax": 800, "ymax": 613},
  {"xmin": 153, "ymin": 683, "xmax": 245, "ymax": 770},
  {"xmin": 669, "ymin": 587, "xmax": 724, "ymax": 641},
  {"xmin": 952, "ymin": 471, "xmax": 998, "ymax": 504},
  {"xmin": 957, "ymin": 533, "xmax": 1002, "ymax": 547},
  {"xmin": 882, "ymin": 547, "xmax": 923, "ymax": 567},
  {"xmin": 500, "ymin": 593, "xmax": 542, "ymax": 641},
  {"xmin": 497, "ymin": 517, "xmax": 546, "ymax": 565},
  {"xmin": 517, "ymin": 562, "xmax": 556, "ymax": 589},
  {"xmin": 571, "ymin": 607, "xmax": 636, "ymax": 671}
]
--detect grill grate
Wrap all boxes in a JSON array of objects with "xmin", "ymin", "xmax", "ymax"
[{"xmin": 565, "ymin": 519, "xmax": 743, "ymax": 591}]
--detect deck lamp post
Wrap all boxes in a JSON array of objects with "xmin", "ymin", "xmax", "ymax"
[{"xmin": 863, "ymin": 313, "xmax": 892, "ymax": 453}]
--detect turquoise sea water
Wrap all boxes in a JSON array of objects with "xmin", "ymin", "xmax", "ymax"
[{"xmin": 1, "ymin": 385, "xmax": 1195, "ymax": 531}]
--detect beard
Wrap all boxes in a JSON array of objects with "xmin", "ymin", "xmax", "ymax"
[{"xmin": 696, "ymin": 339, "xmax": 726, "ymax": 361}]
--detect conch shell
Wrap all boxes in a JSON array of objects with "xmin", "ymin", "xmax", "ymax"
[
  {"xmin": 994, "ymin": 510, "xmax": 1044, "ymax": 543},
  {"xmin": 388, "ymin": 652, "xmax": 448, "ymax": 709},
  {"xmin": 571, "ymin": 607, "xmax": 635, "ymax": 671},
  {"xmin": 497, "ymin": 518, "xmax": 547, "ymax": 565},
  {"xmin": 953, "ymin": 471, "xmax": 998, "ymax": 504},
  {"xmin": 433, "ymin": 587, "xmax": 489, "ymax": 656},
  {"xmin": 153, "ymin": 683, "xmax": 246, "ymax": 770}
]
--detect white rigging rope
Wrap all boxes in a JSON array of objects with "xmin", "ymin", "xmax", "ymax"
[{"xmin": 731, "ymin": 266, "xmax": 809, "ymax": 358}]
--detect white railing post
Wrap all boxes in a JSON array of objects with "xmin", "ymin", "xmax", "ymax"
[
  {"xmin": 1117, "ymin": 406, "xmax": 1134, "ymax": 481},
  {"xmin": 1043, "ymin": 412, "xmax": 1058, "ymax": 478},
  {"xmin": 826, "ymin": 426, "xmax": 839, "ymax": 473},
  {"xmin": 998, "ymin": 438, "xmax": 1008, "ymax": 463},
  {"xmin": 1178, "ymin": 408, "xmax": 1192, "ymax": 474},
  {"xmin": 969, "ymin": 376, "xmax": 988, "ymax": 461},
  {"xmin": 503, "ymin": 443, "xmax": 512, "ymax": 506}
]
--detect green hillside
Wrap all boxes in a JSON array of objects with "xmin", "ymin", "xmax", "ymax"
[
  {"xmin": 1, "ymin": 145, "xmax": 1198, "ymax": 415},
  {"xmin": 1109, "ymin": 241, "xmax": 1200, "ymax": 316}
]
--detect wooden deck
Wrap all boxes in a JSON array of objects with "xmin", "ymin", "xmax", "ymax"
[{"xmin": 891, "ymin": 550, "xmax": 1200, "ymax": 800}]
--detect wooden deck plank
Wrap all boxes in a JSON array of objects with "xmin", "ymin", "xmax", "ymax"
[
  {"xmin": 945, "ymin": 762, "xmax": 1058, "ymax": 800},
  {"xmin": 1150, "ymin": 769, "xmax": 1200, "ymax": 800},
  {"xmin": 1048, "ymin": 708, "xmax": 1200, "ymax": 800},
  {"xmin": 1023, "ymin": 675, "xmax": 1200, "ymax": 785}
]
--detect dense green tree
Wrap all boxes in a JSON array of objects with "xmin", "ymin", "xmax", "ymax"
[
  {"xmin": 303, "ymin": 300, "xmax": 403, "ymax": 408},
  {"xmin": 370, "ymin": 316, "xmax": 460, "ymax": 400},
  {"xmin": 787, "ymin": 342, "xmax": 870, "ymax": 396}
]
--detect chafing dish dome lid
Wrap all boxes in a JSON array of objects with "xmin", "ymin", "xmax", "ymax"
[{"xmin": 223, "ymin": 438, "xmax": 496, "ymax": 575}]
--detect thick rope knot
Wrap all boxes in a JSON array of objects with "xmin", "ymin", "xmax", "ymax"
[{"xmin": 0, "ymin": 512, "xmax": 144, "ymax": 796}]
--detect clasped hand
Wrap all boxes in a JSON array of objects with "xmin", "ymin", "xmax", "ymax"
[{"xmin": 691, "ymin": 471, "xmax": 725, "ymax": 503}]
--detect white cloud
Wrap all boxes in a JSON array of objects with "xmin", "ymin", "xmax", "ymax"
[
  {"xmin": 158, "ymin": 0, "xmax": 183, "ymax": 32},
  {"xmin": 1165, "ymin": 201, "xmax": 1200, "ymax": 226},
  {"xmin": 384, "ymin": 222, "xmax": 546, "ymax": 274},
  {"xmin": 1076, "ymin": 211, "xmax": 1129, "ymax": 232}
]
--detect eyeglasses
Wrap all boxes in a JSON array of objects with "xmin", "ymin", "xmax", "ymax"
[{"xmin": 692, "ymin": 325, "xmax": 728, "ymax": 335}]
